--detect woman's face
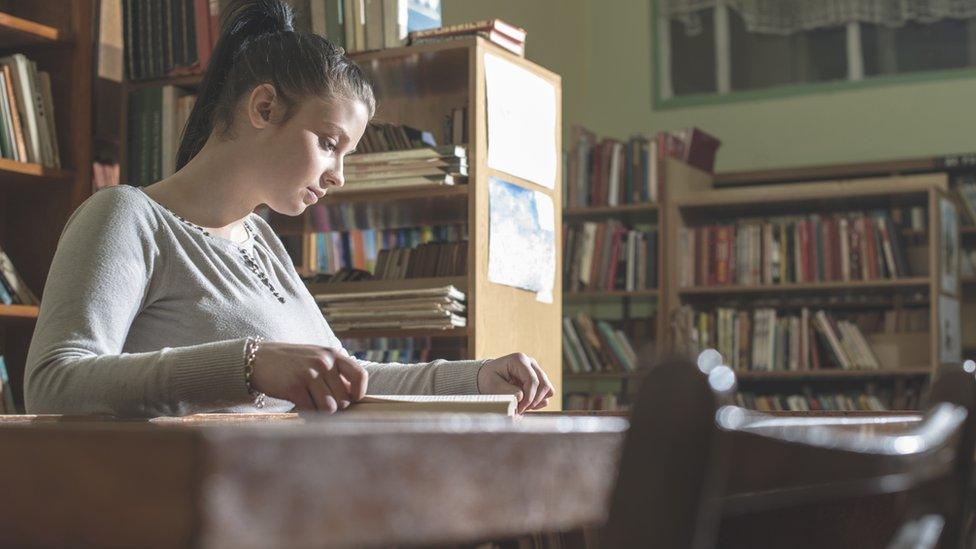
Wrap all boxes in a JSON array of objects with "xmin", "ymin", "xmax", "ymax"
[{"xmin": 259, "ymin": 94, "xmax": 369, "ymax": 216}]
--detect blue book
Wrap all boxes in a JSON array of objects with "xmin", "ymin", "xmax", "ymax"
[
  {"xmin": 0, "ymin": 356, "xmax": 15, "ymax": 414},
  {"xmin": 0, "ymin": 274, "xmax": 13, "ymax": 305}
]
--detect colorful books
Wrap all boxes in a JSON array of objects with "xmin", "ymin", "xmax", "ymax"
[
  {"xmin": 564, "ymin": 221, "xmax": 657, "ymax": 292},
  {"xmin": 0, "ymin": 245, "xmax": 38, "ymax": 306},
  {"xmin": 562, "ymin": 313, "xmax": 639, "ymax": 374},
  {"xmin": 679, "ymin": 210, "xmax": 918, "ymax": 287},
  {"xmin": 0, "ymin": 54, "xmax": 60, "ymax": 168},
  {"xmin": 302, "ymin": 224, "xmax": 466, "ymax": 276}
]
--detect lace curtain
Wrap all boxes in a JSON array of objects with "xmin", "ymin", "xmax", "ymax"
[{"xmin": 660, "ymin": 0, "xmax": 976, "ymax": 35}]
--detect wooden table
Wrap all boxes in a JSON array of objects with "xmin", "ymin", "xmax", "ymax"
[{"xmin": 0, "ymin": 413, "xmax": 627, "ymax": 549}]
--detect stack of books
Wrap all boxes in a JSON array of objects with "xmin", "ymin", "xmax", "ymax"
[
  {"xmin": 338, "ymin": 144, "xmax": 467, "ymax": 194},
  {"xmin": 408, "ymin": 19, "xmax": 527, "ymax": 57},
  {"xmin": 686, "ymin": 307, "xmax": 881, "ymax": 372},
  {"xmin": 678, "ymin": 210, "xmax": 917, "ymax": 287},
  {"xmin": 0, "ymin": 356, "xmax": 15, "ymax": 414},
  {"xmin": 562, "ymin": 313, "xmax": 639, "ymax": 374},
  {"xmin": 563, "ymin": 221, "xmax": 658, "ymax": 292},
  {"xmin": 122, "ymin": 0, "xmax": 218, "ymax": 80},
  {"xmin": 127, "ymin": 86, "xmax": 196, "ymax": 184},
  {"xmin": 0, "ymin": 245, "xmax": 38, "ymax": 306},
  {"xmin": 310, "ymin": 0, "xmax": 443, "ymax": 52},
  {"xmin": 0, "ymin": 54, "xmax": 61, "ymax": 168},
  {"xmin": 315, "ymin": 285, "xmax": 466, "ymax": 332},
  {"xmin": 302, "ymin": 224, "xmax": 465, "ymax": 275}
]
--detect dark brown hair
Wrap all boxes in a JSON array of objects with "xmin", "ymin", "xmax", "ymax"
[{"xmin": 175, "ymin": 0, "xmax": 375, "ymax": 170}]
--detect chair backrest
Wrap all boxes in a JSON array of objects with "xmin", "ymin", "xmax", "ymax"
[{"xmin": 604, "ymin": 358, "xmax": 976, "ymax": 549}]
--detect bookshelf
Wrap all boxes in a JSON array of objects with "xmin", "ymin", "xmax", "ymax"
[
  {"xmin": 560, "ymin": 155, "xmax": 710, "ymax": 411},
  {"xmin": 114, "ymin": 36, "xmax": 564, "ymax": 407},
  {"xmin": 0, "ymin": 0, "xmax": 95, "ymax": 410},
  {"xmin": 664, "ymin": 172, "xmax": 957, "ymax": 411}
]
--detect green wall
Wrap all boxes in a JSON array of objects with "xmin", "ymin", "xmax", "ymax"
[{"xmin": 443, "ymin": 0, "xmax": 976, "ymax": 172}]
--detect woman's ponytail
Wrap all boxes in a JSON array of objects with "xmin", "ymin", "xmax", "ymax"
[{"xmin": 174, "ymin": 0, "xmax": 373, "ymax": 171}]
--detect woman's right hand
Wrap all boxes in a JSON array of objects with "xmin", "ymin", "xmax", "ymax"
[{"xmin": 248, "ymin": 342, "xmax": 368, "ymax": 413}]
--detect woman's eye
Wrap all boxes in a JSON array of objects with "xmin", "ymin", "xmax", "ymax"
[{"xmin": 319, "ymin": 137, "xmax": 338, "ymax": 151}]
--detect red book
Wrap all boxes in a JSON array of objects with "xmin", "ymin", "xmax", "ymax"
[
  {"xmin": 589, "ymin": 223, "xmax": 606, "ymax": 290},
  {"xmin": 822, "ymin": 218, "xmax": 834, "ymax": 282},
  {"xmin": 799, "ymin": 220, "xmax": 811, "ymax": 283},
  {"xmin": 606, "ymin": 226, "xmax": 625, "ymax": 291},
  {"xmin": 863, "ymin": 217, "xmax": 879, "ymax": 280},
  {"xmin": 714, "ymin": 225, "xmax": 731, "ymax": 285},
  {"xmin": 195, "ymin": 0, "xmax": 213, "ymax": 70}
]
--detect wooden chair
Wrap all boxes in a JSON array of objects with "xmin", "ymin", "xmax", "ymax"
[{"xmin": 603, "ymin": 359, "xmax": 976, "ymax": 549}]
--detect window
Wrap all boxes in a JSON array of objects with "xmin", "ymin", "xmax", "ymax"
[{"xmin": 656, "ymin": 1, "xmax": 976, "ymax": 102}]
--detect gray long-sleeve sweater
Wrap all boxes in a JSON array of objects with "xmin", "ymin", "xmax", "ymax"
[{"xmin": 24, "ymin": 185, "xmax": 481, "ymax": 417}]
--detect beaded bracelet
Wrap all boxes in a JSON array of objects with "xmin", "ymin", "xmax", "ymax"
[{"xmin": 244, "ymin": 336, "xmax": 267, "ymax": 409}]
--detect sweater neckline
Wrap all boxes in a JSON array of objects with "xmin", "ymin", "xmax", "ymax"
[{"xmin": 134, "ymin": 186, "xmax": 256, "ymax": 249}]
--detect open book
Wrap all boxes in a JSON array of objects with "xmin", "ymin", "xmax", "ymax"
[{"xmin": 346, "ymin": 395, "xmax": 517, "ymax": 416}]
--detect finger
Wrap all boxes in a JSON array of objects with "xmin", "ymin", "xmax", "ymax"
[
  {"xmin": 528, "ymin": 359, "xmax": 552, "ymax": 410},
  {"xmin": 288, "ymin": 383, "xmax": 317, "ymax": 411},
  {"xmin": 535, "ymin": 397, "xmax": 551, "ymax": 410},
  {"xmin": 306, "ymin": 370, "xmax": 339, "ymax": 413},
  {"xmin": 515, "ymin": 356, "xmax": 539, "ymax": 414},
  {"xmin": 333, "ymin": 354, "xmax": 369, "ymax": 401},
  {"xmin": 321, "ymin": 364, "xmax": 352, "ymax": 410}
]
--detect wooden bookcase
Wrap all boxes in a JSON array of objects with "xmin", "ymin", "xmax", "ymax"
[
  {"xmin": 0, "ymin": 0, "xmax": 94, "ymax": 410},
  {"xmin": 561, "ymin": 156, "xmax": 710, "ymax": 408},
  {"xmin": 664, "ymin": 173, "xmax": 957, "ymax": 409},
  {"xmin": 115, "ymin": 37, "xmax": 564, "ymax": 408}
]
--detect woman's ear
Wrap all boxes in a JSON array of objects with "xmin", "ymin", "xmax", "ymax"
[{"xmin": 247, "ymin": 83, "xmax": 281, "ymax": 129}]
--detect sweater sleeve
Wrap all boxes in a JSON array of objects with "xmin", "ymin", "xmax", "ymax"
[
  {"xmin": 24, "ymin": 188, "xmax": 253, "ymax": 417},
  {"xmin": 357, "ymin": 357, "xmax": 485, "ymax": 395}
]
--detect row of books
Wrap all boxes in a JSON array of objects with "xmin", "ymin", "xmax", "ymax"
[
  {"xmin": 408, "ymin": 19, "xmax": 527, "ymax": 57},
  {"xmin": 372, "ymin": 242, "xmax": 467, "ymax": 279},
  {"xmin": 341, "ymin": 143, "xmax": 467, "ymax": 193},
  {"xmin": 307, "ymin": 197, "xmax": 465, "ymax": 232},
  {"xmin": 342, "ymin": 337, "xmax": 464, "ymax": 362},
  {"xmin": 563, "ymin": 221, "xmax": 658, "ymax": 292},
  {"xmin": 564, "ymin": 391, "xmax": 626, "ymax": 412},
  {"xmin": 687, "ymin": 307, "xmax": 881, "ymax": 372},
  {"xmin": 0, "ymin": 54, "xmax": 60, "ymax": 168},
  {"xmin": 310, "ymin": 0, "xmax": 441, "ymax": 52},
  {"xmin": 565, "ymin": 129, "xmax": 661, "ymax": 209},
  {"xmin": 735, "ymin": 380, "xmax": 925, "ymax": 412},
  {"xmin": 677, "ymin": 211, "xmax": 914, "ymax": 288},
  {"xmin": 302, "ymin": 224, "xmax": 465, "ymax": 274},
  {"xmin": 314, "ymin": 285, "xmax": 466, "ymax": 332},
  {"xmin": 127, "ymin": 86, "xmax": 196, "ymax": 185},
  {"xmin": 734, "ymin": 392, "xmax": 888, "ymax": 412},
  {"xmin": 357, "ymin": 122, "xmax": 437, "ymax": 154},
  {"xmin": 122, "ymin": 0, "xmax": 217, "ymax": 81},
  {"xmin": 564, "ymin": 126, "xmax": 721, "ymax": 209},
  {"xmin": 562, "ymin": 313, "xmax": 640, "ymax": 374},
  {"xmin": 0, "ymin": 357, "xmax": 16, "ymax": 414},
  {"xmin": 0, "ymin": 245, "xmax": 38, "ymax": 306}
]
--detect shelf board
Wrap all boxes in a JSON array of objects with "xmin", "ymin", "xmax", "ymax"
[
  {"xmin": 0, "ymin": 158, "xmax": 73, "ymax": 189},
  {"xmin": 563, "ymin": 203, "xmax": 659, "ymax": 217},
  {"xmin": 0, "ymin": 12, "xmax": 66, "ymax": 48},
  {"xmin": 735, "ymin": 368, "xmax": 932, "ymax": 380},
  {"xmin": 307, "ymin": 276, "xmax": 467, "ymax": 296},
  {"xmin": 334, "ymin": 327, "xmax": 468, "ymax": 339},
  {"xmin": 0, "ymin": 304, "xmax": 40, "ymax": 324},
  {"xmin": 962, "ymin": 227, "xmax": 976, "ymax": 236},
  {"xmin": 678, "ymin": 277, "xmax": 930, "ymax": 296},
  {"xmin": 323, "ymin": 184, "xmax": 468, "ymax": 204},
  {"xmin": 564, "ymin": 289, "xmax": 659, "ymax": 299},
  {"xmin": 125, "ymin": 73, "xmax": 204, "ymax": 91}
]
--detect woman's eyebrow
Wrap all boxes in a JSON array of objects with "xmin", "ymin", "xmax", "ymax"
[{"xmin": 321, "ymin": 122, "xmax": 350, "ymax": 142}]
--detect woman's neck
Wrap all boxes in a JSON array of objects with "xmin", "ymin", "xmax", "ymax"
[{"xmin": 143, "ymin": 136, "xmax": 261, "ymax": 241}]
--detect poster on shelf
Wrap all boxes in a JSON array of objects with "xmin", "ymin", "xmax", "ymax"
[
  {"xmin": 940, "ymin": 196, "xmax": 960, "ymax": 296},
  {"xmin": 939, "ymin": 294, "xmax": 962, "ymax": 363},
  {"xmin": 488, "ymin": 177, "xmax": 555, "ymax": 302},
  {"xmin": 484, "ymin": 53, "xmax": 557, "ymax": 190}
]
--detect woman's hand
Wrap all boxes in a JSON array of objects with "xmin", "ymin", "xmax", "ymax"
[
  {"xmin": 249, "ymin": 342, "xmax": 368, "ymax": 413},
  {"xmin": 477, "ymin": 353, "xmax": 554, "ymax": 414}
]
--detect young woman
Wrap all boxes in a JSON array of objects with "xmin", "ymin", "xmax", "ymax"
[{"xmin": 24, "ymin": 0, "xmax": 553, "ymax": 417}]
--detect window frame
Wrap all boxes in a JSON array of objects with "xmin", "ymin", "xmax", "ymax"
[{"xmin": 652, "ymin": 0, "xmax": 976, "ymax": 110}]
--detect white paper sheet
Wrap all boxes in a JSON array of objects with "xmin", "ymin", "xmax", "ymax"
[
  {"xmin": 484, "ymin": 53, "xmax": 558, "ymax": 190},
  {"xmin": 939, "ymin": 294, "xmax": 962, "ymax": 363},
  {"xmin": 488, "ymin": 178, "xmax": 556, "ymax": 301}
]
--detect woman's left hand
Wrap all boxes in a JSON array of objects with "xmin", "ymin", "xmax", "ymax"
[{"xmin": 477, "ymin": 353, "xmax": 554, "ymax": 414}]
